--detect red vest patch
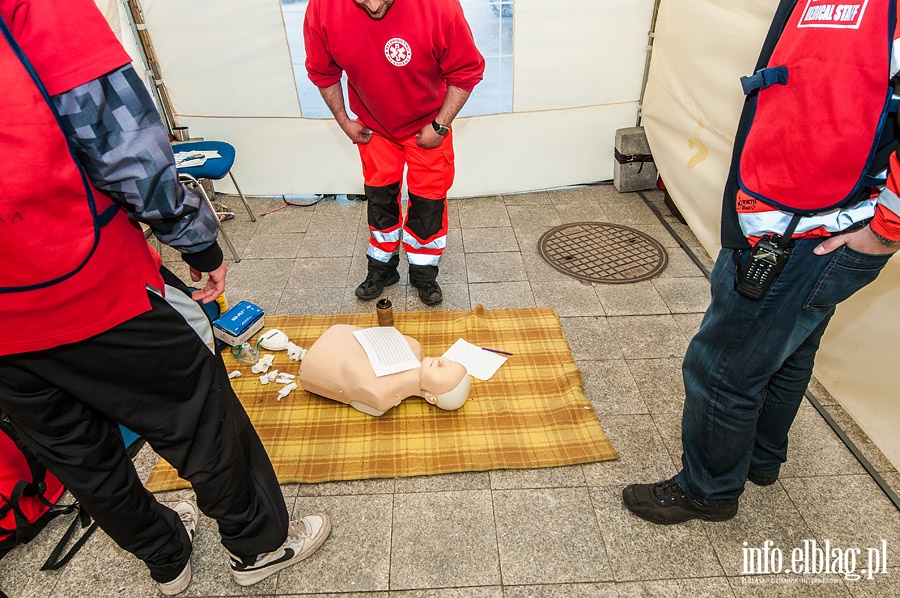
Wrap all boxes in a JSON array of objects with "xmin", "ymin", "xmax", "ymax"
[{"xmin": 799, "ymin": 1, "xmax": 868, "ymax": 28}]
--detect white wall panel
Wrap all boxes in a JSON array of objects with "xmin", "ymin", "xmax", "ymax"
[
  {"xmin": 513, "ymin": 0, "xmax": 654, "ymax": 111},
  {"xmin": 176, "ymin": 116, "xmax": 362, "ymax": 196},
  {"xmin": 129, "ymin": 0, "xmax": 651, "ymax": 196},
  {"xmin": 817, "ymin": 261, "xmax": 900, "ymax": 472},
  {"xmin": 141, "ymin": 0, "xmax": 300, "ymax": 117},
  {"xmin": 643, "ymin": 0, "xmax": 778, "ymax": 255},
  {"xmin": 182, "ymin": 102, "xmax": 637, "ymax": 197}
]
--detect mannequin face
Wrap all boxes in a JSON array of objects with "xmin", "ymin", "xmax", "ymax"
[
  {"xmin": 419, "ymin": 357, "xmax": 467, "ymax": 395},
  {"xmin": 354, "ymin": 0, "xmax": 394, "ymax": 19},
  {"xmin": 419, "ymin": 357, "xmax": 470, "ymax": 411}
]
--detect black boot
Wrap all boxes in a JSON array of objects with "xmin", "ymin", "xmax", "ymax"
[
  {"xmin": 356, "ymin": 256, "xmax": 400, "ymax": 300},
  {"xmin": 408, "ymin": 264, "xmax": 442, "ymax": 305},
  {"xmin": 622, "ymin": 477, "xmax": 738, "ymax": 524}
]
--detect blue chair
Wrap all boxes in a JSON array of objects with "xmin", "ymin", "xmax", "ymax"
[{"xmin": 173, "ymin": 140, "xmax": 256, "ymax": 262}]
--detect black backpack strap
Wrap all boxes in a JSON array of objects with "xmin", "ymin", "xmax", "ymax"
[
  {"xmin": 1, "ymin": 478, "xmax": 94, "ymax": 570},
  {"xmin": 0, "ymin": 418, "xmax": 49, "ymax": 500},
  {"xmin": 3, "ymin": 481, "xmax": 74, "ymax": 546},
  {"xmin": 40, "ymin": 507, "xmax": 98, "ymax": 571},
  {"xmin": 8, "ymin": 481, "xmax": 37, "ymax": 542},
  {"xmin": 2, "ymin": 479, "xmax": 96, "ymax": 570},
  {"xmin": 0, "ymin": 413, "xmax": 86, "ymax": 567}
]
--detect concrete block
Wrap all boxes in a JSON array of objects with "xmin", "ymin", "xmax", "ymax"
[{"xmin": 613, "ymin": 126, "xmax": 658, "ymax": 193}]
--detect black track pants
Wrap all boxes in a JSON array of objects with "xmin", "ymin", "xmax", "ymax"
[{"xmin": 0, "ymin": 285, "xmax": 288, "ymax": 582}]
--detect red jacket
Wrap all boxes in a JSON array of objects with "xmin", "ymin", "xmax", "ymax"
[{"xmin": 304, "ymin": 0, "xmax": 484, "ymax": 141}]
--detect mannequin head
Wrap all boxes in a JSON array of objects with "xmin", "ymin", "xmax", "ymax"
[{"xmin": 419, "ymin": 357, "xmax": 470, "ymax": 410}]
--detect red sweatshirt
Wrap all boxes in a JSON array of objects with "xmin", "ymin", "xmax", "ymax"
[{"xmin": 304, "ymin": 0, "xmax": 484, "ymax": 141}]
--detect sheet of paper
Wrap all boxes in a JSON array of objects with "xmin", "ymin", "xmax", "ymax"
[
  {"xmin": 442, "ymin": 338, "xmax": 507, "ymax": 381},
  {"xmin": 352, "ymin": 327, "xmax": 421, "ymax": 377}
]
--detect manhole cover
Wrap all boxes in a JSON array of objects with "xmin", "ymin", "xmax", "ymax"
[{"xmin": 537, "ymin": 222, "xmax": 668, "ymax": 284}]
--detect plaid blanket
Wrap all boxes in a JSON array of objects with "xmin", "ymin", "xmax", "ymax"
[{"xmin": 145, "ymin": 306, "xmax": 617, "ymax": 490}]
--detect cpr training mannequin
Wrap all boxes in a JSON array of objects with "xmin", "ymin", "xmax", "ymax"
[{"xmin": 298, "ymin": 324, "xmax": 470, "ymax": 416}]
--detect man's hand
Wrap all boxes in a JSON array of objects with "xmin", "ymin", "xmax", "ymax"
[
  {"xmin": 318, "ymin": 82, "xmax": 372, "ymax": 143},
  {"xmin": 341, "ymin": 120, "xmax": 373, "ymax": 145},
  {"xmin": 416, "ymin": 123, "xmax": 443, "ymax": 149},
  {"xmin": 813, "ymin": 226, "xmax": 900, "ymax": 256},
  {"xmin": 190, "ymin": 262, "xmax": 227, "ymax": 303}
]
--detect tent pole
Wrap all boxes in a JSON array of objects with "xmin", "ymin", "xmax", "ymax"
[
  {"xmin": 123, "ymin": 0, "xmax": 178, "ymax": 135},
  {"xmin": 636, "ymin": 0, "xmax": 662, "ymax": 127}
]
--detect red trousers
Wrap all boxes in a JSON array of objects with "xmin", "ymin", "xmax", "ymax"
[{"xmin": 357, "ymin": 130, "xmax": 454, "ymax": 269}]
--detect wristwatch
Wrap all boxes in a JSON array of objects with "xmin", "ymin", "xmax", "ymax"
[
  {"xmin": 871, "ymin": 229, "xmax": 900, "ymax": 247},
  {"xmin": 431, "ymin": 120, "xmax": 450, "ymax": 136}
]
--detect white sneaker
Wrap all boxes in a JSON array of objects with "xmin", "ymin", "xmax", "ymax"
[
  {"xmin": 158, "ymin": 500, "xmax": 199, "ymax": 596},
  {"xmin": 230, "ymin": 514, "xmax": 331, "ymax": 587}
]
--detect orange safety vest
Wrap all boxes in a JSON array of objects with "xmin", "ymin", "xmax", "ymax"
[
  {"xmin": 737, "ymin": 0, "xmax": 895, "ymax": 214},
  {"xmin": 0, "ymin": 17, "xmax": 117, "ymax": 293}
]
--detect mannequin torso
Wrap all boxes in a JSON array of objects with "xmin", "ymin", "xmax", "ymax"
[{"xmin": 299, "ymin": 324, "xmax": 468, "ymax": 416}]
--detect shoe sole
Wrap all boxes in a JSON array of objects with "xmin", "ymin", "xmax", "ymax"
[
  {"xmin": 159, "ymin": 562, "xmax": 191, "ymax": 596},
  {"xmin": 232, "ymin": 516, "xmax": 332, "ymax": 587},
  {"xmin": 636, "ymin": 508, "xmax": 737, "ymax": 525},
  {"xmin": 355, "ymin": 272, "xmax": 400, "ymax": 300}
]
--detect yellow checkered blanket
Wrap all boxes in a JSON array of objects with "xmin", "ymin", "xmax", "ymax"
[{"xmin": 145, "ymin": 306, "xmax": 617, "ymax": 491}]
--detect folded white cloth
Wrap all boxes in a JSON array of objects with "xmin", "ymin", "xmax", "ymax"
[{"xmin": 174, "ymin": 150, "xmax": 221, "ymax": 168}]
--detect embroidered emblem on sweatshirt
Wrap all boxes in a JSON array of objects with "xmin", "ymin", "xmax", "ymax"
[{"xmin": 385, "ymin": 38, "xmax": 412, "ymax": 66}]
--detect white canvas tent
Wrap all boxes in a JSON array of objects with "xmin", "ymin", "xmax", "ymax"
[
  {"xmin": 97, "ymin": 0, "xmax": 900, "ymax": 471},
  {"xmin": 101, "ymin": 0, "xmax": 655, "ymax": 197}
]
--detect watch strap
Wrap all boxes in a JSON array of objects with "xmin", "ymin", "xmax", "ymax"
[
  {"xmin": 432, "ymin": 120, "xmax": 449, "ymax": 136},
  {"xmin": 871, "ymin": 229, "xmax": 900, "ymax": 247}
]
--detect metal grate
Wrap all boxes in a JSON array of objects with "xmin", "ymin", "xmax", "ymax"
[{"xmin": 537, "ymin": 222, "xmax": 668, "ymax": 284}]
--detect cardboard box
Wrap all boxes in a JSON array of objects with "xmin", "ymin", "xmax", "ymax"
[{"xmin": 213, "ymin": 301, "xmax": 264, "ymax": 346}]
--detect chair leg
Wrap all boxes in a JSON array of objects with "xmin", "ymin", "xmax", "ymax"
[
  {"xmin": 229, "ymin": 171, "xmax": 256, "ymax": 222},
  {"xmin": 181, "ymin": 173, "xmax": 241, "ymax": 263}
]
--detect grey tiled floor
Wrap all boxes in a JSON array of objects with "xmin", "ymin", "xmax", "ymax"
[{"xmin": 3, "ymin": 186, "xmax": 899, "ymax": 597}]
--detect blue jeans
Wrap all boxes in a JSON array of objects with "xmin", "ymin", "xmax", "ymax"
[{"xmin": 675, "ymin": 239, "xmax": 891, "ymax": 505}]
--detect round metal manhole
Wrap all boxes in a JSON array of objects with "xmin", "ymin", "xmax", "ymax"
[{"xmin": 537, "ymin": 222, "xmax": 668, "ymax": 284}]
